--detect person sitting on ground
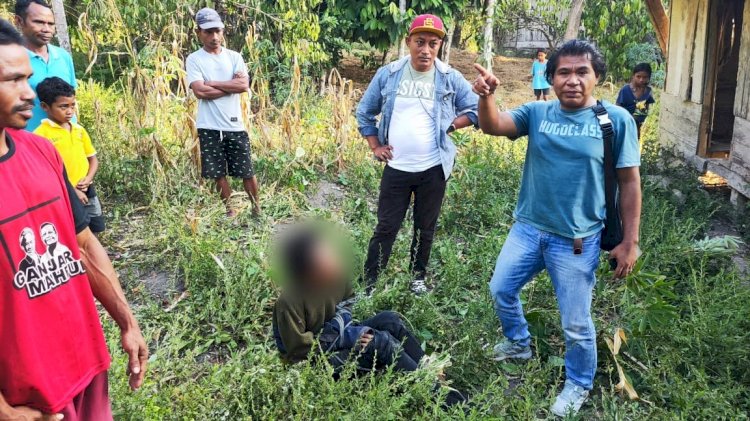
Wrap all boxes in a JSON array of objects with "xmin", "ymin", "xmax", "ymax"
[
  {"xmin": 271, "ymin": 223, "xmax": 466, "ymax": 406},
  {"xmin": 616, "ymin": 62, "xmax": 655, "ymax": 139},
  {"xmin": 34, "ymin": 76, "xmax": 106, "ymax": 234}
]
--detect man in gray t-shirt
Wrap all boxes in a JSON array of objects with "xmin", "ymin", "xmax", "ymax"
[{"xmin": 186, "ymin": 8, "xmax": 260, "ymax": 216}]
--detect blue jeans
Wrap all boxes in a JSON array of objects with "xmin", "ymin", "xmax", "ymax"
[{"xmin": 489, "ymin": 221, "xmax": 601, "ymax": 390}]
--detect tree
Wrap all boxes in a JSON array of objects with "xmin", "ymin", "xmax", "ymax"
[
  {"xmin": 335, "ymin": 0, "xmax": 470, "ymax": 53},
  {"xmin": 563, "ymin": 0, "xmax": 585, "ymax": 41},
  {"xmin": 398, "ymin": 0, "xmax": 407, "ymax": 57},
  {"xmin": 483, "ymin": 0, "xmax": 495, "ymax": 70},
  {"xmin": 442, "ymin": 23, "xmax": 454, "ymax": 64},
  {"xmin": 582, "ymin": 0, "xmax": 659, "ymax": 81},
  {"xmin": 51, "ymin": 0, "xmax": 71, "ymax": 53},
  {"xmin": 496, "ymin": 0, "xmax": 571, "ymax": 50}
]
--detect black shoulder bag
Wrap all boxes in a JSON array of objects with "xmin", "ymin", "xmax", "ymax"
[{"xmin": 592, "ymin": 101, "xmax": 623, "ymax": 252}]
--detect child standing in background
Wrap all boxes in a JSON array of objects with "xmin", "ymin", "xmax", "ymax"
[
  {"xmin": 531, "ymin": 49, "xmax": 551, "ymax": 101},
  {"xmin": 616, "ymin": 63, "xmax": 656, "ymax": 139},
  {"xmin": 34, "ymin": 77, "xmax": 106, "ymax": 234}
]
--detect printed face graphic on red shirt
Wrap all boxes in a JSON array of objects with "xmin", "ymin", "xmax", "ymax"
[{"xmin": 13, "ymin": 222, "xmax": 84, "ymax": 298}]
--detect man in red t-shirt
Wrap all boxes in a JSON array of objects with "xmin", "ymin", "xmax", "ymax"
[{"xmin": 0, "ymin": 18, "xmax": 148, "ymax": 420}]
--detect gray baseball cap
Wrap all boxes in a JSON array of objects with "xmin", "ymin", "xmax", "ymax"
[{"xmin": 195, "ymin": 8, "xmax": 224, "ymax": 30}]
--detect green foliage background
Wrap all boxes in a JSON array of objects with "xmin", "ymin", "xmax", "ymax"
[{"xmin": 582, "ymin": 0, "xmax": 664, "ymax": 82}]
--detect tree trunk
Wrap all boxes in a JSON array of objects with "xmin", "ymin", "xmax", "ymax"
[
  {"xmin": 398, "ymin": 0, "xmax": 407, "ymax": 58},
  {"xmin": 483, "ymin": 0, "xmax": 496, "ymax": 71},
  {"xmin": 644, "ymin": 0, "xmax": 670, "ymax": 54},
  {"xmin": 563, "ymin": 0, "xmax": 585, "ymax": 41},
  {"xmin": 443, "ymin": 25, "xmax": 454, "ymax": 65},
  {"xmin": 51, "ymin": 0, "xmax": 71, "ymax": 53}
]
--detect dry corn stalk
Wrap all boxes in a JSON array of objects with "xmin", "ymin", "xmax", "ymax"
[{"xmin": 604, "ymin": 328, "xmax": 639, "ymax": 401}]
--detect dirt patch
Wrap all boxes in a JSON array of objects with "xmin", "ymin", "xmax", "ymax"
[
  {"xmin": 338, "ymin": 55, "xmax": 378, "ymax": 92},
  {"xmin": 140, "ymin": 269, "xmax": 185, "ymax": 301},
  {"xmin": 308, "ymin": 179, "xmax": 346, "ymax": 210},
  {"xmin": 337, "ymin": 49, "xmax": 538, "ymax": 108}
]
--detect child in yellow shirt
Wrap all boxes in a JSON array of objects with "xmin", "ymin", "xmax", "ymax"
[{"xmin": 34, "ymin": 77, "xmax": 105, "ymax": 233}]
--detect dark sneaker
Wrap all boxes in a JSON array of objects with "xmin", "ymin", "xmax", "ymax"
[{"xmin": 492, "ymin": 339, "xmax": 533, "ymax": 361}]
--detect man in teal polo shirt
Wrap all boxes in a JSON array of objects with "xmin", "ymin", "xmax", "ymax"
[
  {"xmin": 15, "ymin": 0, "xmax": 76, "ymax": 131},
  {"xmin": 474, "ymin": 40, "xmax": 642, "ymax": 417}
]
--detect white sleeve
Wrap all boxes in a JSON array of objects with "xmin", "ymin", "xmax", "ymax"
[
  {"xmin": 234, "ymin": 52, "xmax": 249, "ymax": 77},
  {"xmin": 185, "ymin": 55, "xmax": 204, "ymax": 86}
]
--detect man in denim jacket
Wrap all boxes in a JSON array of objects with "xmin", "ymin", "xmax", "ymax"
[{"xmin": 356, "ymin": 14, "xmax": 478, "ymax": 294}]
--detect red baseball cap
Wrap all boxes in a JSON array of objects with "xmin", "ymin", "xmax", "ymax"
[{"xmin": 409, "ymin": 14, "xmax": 446, "ymax": 38}]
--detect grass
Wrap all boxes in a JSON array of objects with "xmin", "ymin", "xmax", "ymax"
[{"xmin": 75, "ymin": 64, "xmax": 750, "ymax": 420}]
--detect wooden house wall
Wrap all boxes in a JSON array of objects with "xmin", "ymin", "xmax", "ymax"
[{"xmin": 659, "ymin": 0, "xmax": 750, "ymax": 198}]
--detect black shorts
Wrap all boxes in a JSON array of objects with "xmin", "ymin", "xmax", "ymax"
[
  {"xmin": 198, "ymin": 129, "xmax": 255, "ymax": 179},
  {"xmin": 534, "ymin": 88, "xmax": 550, "ymax": 96}
]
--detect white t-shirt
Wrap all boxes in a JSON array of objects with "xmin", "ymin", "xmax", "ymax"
[
  {"xmin": 387, "ymin": 64, "xmax": 441, "ymax": 173},
  {"xmin": 186, "ymin": 47, "xmax": 248, "ymax": 131}
]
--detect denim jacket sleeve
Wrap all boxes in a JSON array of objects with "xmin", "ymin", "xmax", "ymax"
[
  {"xmin": 356, "ymin": 66, "xmax": 388, "ymax": 137},
  {"xmin": 452, "ymin": 71, "xmax": 479, "ymax": 127}
]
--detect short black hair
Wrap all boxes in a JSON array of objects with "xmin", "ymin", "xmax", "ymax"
[
  {"xmin": 15, "ymin": 0, "xmax": 51, "ymax": 19},
  {"xmin": 0, "ymin": 18, "xmax": 24, "ymax": 46},
  {"xmin": 632, "ymin": 62, "xmax": 652, "ymax": 77},
  {"xmin": 36, "ymin": 77, "xmax": 75, "ymax": 105},
  {"xmin": 536, "ymin": 49, "xmax": 546, "ymax": 54},
  {"xmin": 545, "ymin": 39, "xmax": 607, "ymax": 84}
]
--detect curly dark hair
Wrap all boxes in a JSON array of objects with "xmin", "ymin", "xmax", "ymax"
[
  {"xmin": 544, "ymin": 40, "xmax": 607, "ymax": 84},
  {"xmin": 36, "ymin": 77, "xmax": 76, "ymax": 105},
  {"xmin": 0, "ymin": 18, "xmax": 23, "ymax": 46}
]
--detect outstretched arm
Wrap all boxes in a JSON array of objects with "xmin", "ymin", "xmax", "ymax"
[
  {"xmin": 473, "ymin": 64, "xmax": 519, "ymax": 137},
  {"xmin": 77, "ymin": 228, "xmax": 148, "ymax": 390},
  {"xmin": 609, "ymin": 167, "xmax": 642, "ymax": 278}
]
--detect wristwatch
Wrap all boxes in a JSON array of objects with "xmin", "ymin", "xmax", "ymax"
[{"xmin": 447, "ymin": 123, "xmax": 457, "ymax": 134}]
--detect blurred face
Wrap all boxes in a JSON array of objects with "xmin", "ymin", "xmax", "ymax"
[
  {"xmin": 42, "ymin": 95, "xmax": 76, "ymax": 125},
  {"xmin": 632, "ymin": 70, "xmax": 650, "ymax": 88},
  {"xmin": 407, "ymin": 32, "xmax": 442, "ymax": 72},
  {"xmin": 15, "ymin": 3, "xmax": 55, "ymax": 48},
  {"xmin": 308, "ymin": 241, "xmax": 344, "ymax": 287},
  {"xmin": 537, "ymin": 51, "xmax": 546, "ymax": 61},
  {"xmin": 0, "ymin": 44, "xmax": 36, "ymax": 130},
  {"xmin": 41, "ymin": 224, "xmax": 58, "ymax": 245},
  {"xmin": 552, "ymin": 55, "xmax": 599, "ymax": 110},
  {"xmin": 197, "ymin": 27, "xmax": 223, "ymax": 52}
]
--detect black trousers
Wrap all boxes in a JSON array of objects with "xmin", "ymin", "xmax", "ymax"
[
  {"xmin": 364, "ymin": 165, "xmax": 447, "ymax": 286},
  {"xmin": 327, "ymin": 311, "xmax": 425, "ymax": 373}
]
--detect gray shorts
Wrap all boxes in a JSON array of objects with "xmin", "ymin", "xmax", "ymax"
[{"xmin": 84, "ymin": 195, "xmax": 106, "ymax": 233}]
